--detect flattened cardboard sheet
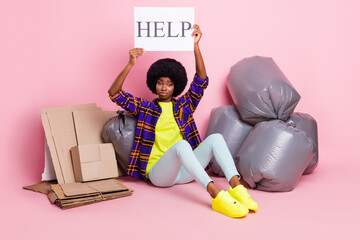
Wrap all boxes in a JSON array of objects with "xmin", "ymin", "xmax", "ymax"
[
  {"xmin": 73, "ymin": 111, "xmax": 117, "ymax": 145},
  {"xmin": 41, "ymin": 103, "xmax": 100, "ymax": 184},
  {"xmin": 48, "ymin": 179, "xmax": 132, "ymax": 209},
  {"xmin": 23, "ymin": 181, "xmax": 57, "ymax": 195},
  {"xmin": 60, "ymin": 179, "xmax": 128, "ymax": 196},
  {"xmin": 40, "ymin": 103, "xmax": 99, "ymax": 114}
]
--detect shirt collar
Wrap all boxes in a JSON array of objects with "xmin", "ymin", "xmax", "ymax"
[{"xmin": 153, "ymin": 97, "xmax": 177, "ymax": 110}]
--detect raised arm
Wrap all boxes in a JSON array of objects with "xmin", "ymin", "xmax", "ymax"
[
  {"xmin": 192, "ymin": 24, "xmax": 207, "ymax": 80},
  {"xmin": 108, "ymin": 48, "xmax": 145, "ymax": 96}
]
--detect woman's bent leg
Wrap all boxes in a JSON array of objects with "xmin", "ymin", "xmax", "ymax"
[
  {"xmin": 194, "ymin": 134, "xmax": 240, "ymax": 182},
  {"xmin": 177, "ymin": 134, "xmax": 240, "ymax": 183},
  {"xmin": 148, "ymin": 140, "xmax": 213, "ymax": 189},
  {"xmin": 148, "ymin": 137, "xmax": 254, "ymax": 216}
]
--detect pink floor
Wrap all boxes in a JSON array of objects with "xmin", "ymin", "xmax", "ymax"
[{"xmin": 4, "ymin": 150, "xmax": 359, "ymax": 240}]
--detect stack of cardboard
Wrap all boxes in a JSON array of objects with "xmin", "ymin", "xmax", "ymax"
[
  {"xmin": 24, "ymin": 103, "xmax": 132, "ymax": 209},
  {"xmin": 25, "ymin": 179, "xmax": 132, "ymax": 210},
  {"xmin": 48, "ymin": 179, "xmax": 131, "ymax": 209}
]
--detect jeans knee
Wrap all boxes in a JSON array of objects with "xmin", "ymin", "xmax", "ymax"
[
  {"xmin": 207, "ymin": 133, "xmax": 224, "ymax": 144},
  {"xmin": 175, "ymin": 140, "xmax": 193, "ymax": 153}
]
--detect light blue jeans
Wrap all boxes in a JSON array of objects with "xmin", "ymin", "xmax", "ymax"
[{"xmin": 148, "ymin": 133, "xmax": 239, "ymax": 189}]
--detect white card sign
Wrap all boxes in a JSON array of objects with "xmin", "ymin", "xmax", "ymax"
[{"xmin": 134, "ymin": 7, "xmax": 195, "ymax": 51}]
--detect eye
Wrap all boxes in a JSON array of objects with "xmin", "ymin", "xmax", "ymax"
[
  {"xmin": 157, "ymin": 81, "xmax": 162, "ymax": 85},
  {"xmin": 167, "ymin": 83, "xmax": 173, "ymax": 87}
]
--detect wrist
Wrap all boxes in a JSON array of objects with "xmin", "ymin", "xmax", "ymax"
[
  {"xmin": 194, "ymin": 43, "xmax": 200, "ymax": 52},
  {"xmin": 127, "ymin": 61, "xmax": 135, "ymax": 67}
]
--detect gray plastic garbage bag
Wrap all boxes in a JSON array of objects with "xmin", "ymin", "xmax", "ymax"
[
  {"xmin": 236, "ymin": 120, "xmax": 316, "ymax": 192},
  {"xmin": 102, "ymin": 111, "xmax": 137, "ymax": 173},
  {"xmin": 228, "ymin": 56, "xmax": 301, "ymax": 125},
  {"xmin": 204, "ymin": 105, "xmax": 253, "ymax": 176},
  {"xmin": 286, "ymin": 112, "xmax": 319, "ymax": 175}
]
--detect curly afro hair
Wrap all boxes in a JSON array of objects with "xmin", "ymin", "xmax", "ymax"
[{"xmin": 146, "ymin": 58, "xmax": 188, "ymax": 97}]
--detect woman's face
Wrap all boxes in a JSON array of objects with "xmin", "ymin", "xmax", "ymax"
[{"xmin": 156, "ymin": 77, "xmax": 174, "ymax": 102}]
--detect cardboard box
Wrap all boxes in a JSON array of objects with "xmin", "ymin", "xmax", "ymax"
[
  {"xmin": 41, "ymin": 103, "xmax": 118, "ymax": 184},
  {"xmin": 71, "ymin": 143, "xmax": 119, "ymax": 182},
  {"xmin": 41, "ymin": 103, "xmax": 100, "ymax": 184},
  {"xmin": 25, "ymin": 104, "xmax": 133, "ymax": 209}
]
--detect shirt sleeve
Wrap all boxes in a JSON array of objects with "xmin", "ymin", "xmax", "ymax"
[
  {"xmin": 178, "ymin": 74, "xmax": 209, "ymax": 114},
  {"xmin": 109, "ymin": 89, "xmax": 147, "ymax": 118}
]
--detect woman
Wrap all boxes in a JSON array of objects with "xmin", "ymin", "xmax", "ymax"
[{"xmin": 108, "ymin": 24, "xmax": 258, "ymax": 218}]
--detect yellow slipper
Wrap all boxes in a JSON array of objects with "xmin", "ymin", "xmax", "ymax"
[
  {"xmin": 229, "ymin": 185, "xmax": 258, "ymax": 211},
  {"xmin": 212, "ymin": 190, "xmax": 249, "ymax": 218}
]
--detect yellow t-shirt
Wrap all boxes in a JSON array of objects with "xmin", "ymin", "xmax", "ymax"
[{"xmin": 146, "ymin": 101, "xmax": 184, "ymax": 177}]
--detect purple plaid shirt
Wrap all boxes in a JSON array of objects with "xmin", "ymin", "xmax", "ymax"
[{"xmin": 110, "ymin": 74, "xmax": 209, "ymax": 180}]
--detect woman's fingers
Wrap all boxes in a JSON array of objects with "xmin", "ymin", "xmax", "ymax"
[
  {"xmin": 192, "ymin": 24, "xmax": 202, "ymax": 43},
  {"xmin": 130, "ymin": 48, "xmax": 145, "ymax": 57},
  {"xmin": 128, "ymin": 48, "xmax": 145, "ymax": 65}
]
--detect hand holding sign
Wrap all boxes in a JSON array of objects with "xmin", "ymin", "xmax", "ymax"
[
  {"xmin": 192, "ymin": 24, "xmax": 202, "ymax": 44},
  {"xmin": 128, "ymin": 48, "xmax": 145, "ymax": 66},
  {"xmin": 110, "ymin": 21, "xmax": 206, "ymax": 101}
]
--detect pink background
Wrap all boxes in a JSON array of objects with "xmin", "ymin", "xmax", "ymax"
[{"xmin": 1, "ymin": 0, "xmax": 359, "ymax": 239}]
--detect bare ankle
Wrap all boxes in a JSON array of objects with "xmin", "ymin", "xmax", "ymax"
[
  {"xmin": 229, "ymin": 175, "xmax": 241, "ymax": 189},
  {"xmin": 207, "ymin": 182, "xmax": 220, "ymax": 198}
]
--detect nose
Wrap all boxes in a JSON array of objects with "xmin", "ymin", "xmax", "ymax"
[{"xmin": 161, "ymin": 84, "xmax": 167, "ymax": 91}]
